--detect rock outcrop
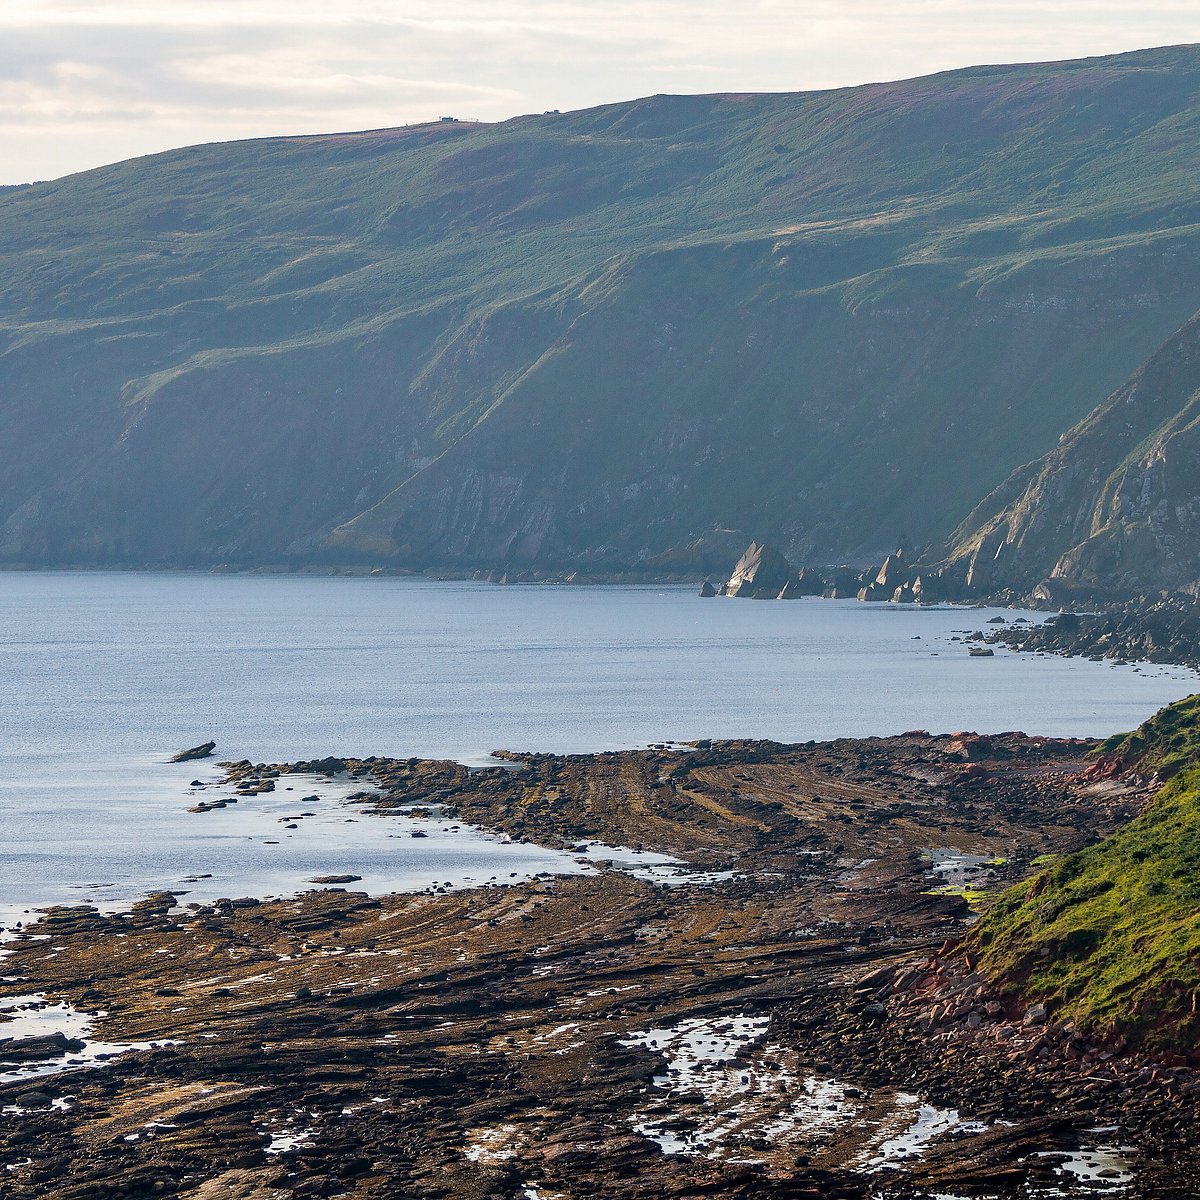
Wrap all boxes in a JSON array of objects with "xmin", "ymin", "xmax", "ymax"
[
  {"xmin": 781, "ymin": 568, "xmax": 825, "ymax": 598},
  {"xmin": 170, "ymin": 741, "xmax": 216, "ymax": 763},
  {"xmin": 716, "ymin": 543, "xmax": 965, "ymax": 607},
  {"xmin": 723, "ymin": 542, "xmax": 793, "ymax": 598}
]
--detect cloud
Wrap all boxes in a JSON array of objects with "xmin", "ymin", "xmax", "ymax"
[{"xmin": 1, "ymin": 1, "xmax": 1198, "ymax": 182}]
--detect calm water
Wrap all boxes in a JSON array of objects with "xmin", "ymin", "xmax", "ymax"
[{"xmin": 0, "ymin": 571, "xmax": 1194, "ymax": 911}]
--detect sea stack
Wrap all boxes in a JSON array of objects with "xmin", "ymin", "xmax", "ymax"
[{"xmin": 724, "ymin": 542, "xmax": 793, "ymax": 598}]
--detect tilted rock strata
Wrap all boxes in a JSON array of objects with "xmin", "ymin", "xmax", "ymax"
[
  {"xmin": 7, "ymin": 733, "xmax": 1196, "ymax": 1197},
  {"xmin": 942, "ymin": 310, "xmax": 1200, "ymax": 599}
]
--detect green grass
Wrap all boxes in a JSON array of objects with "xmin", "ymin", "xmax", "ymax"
[
  {"xmin": 973, "ymin": 696, "xmax": 1200, "ymax": 1051},
  {"xmin": 1097, "ymin": 693, "xmax": 1200, "ymax": 778}
]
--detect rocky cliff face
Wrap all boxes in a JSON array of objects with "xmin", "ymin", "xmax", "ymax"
[
  {"xmin": 941, "ymin": 310, "xmax": 1200, "ymax": 599},
  {"xmin": 6, "ymin": 47, "xmax": 1200, "ymax": 573}
]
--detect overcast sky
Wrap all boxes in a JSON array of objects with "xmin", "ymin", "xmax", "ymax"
[{"xmin": 3, "ymin": 1, "xmax": 1200, "ymax": 184}]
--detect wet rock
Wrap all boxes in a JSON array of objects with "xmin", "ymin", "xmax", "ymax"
[
  {"xmin": 0, "ymin": 1032, "xmax": 85, "ymax": 1064},
  {"xmin": 171, "ymin": 741, "xmax": 217, "ymax": 763},
  {"xmin": 993, "ymin": 595, "xmax": 1200, "ymax": 671},
  {"xmin": 3, "ymin": 731, "xmax": 1183, "ymax": 1200}
]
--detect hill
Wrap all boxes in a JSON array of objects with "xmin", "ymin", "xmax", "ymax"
[
  {"xmin": 972, "ymin": 695, "xmax": 1200, "ymax": 1052},
  {"xmin": 5, "ymin": 46, "xmax": 1200, "ymax": 571}
]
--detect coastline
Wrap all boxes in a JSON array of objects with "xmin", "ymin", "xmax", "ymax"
[
  {"xmin": 2, "ymin": 572, "xmax": 1196, "ymax": 1196},
  {"xmin": 3, "ymin": 732, "xmax": 1196, "ymax": 1197}
]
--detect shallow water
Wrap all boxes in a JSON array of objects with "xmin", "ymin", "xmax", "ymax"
[
  {"xmin": 0, "ymin": 994, "xmax": 169, "ymax": 1088},
  {"xmin": 0, "ymin": 572, "xmax": 1194, "ymax": 910},
  {"xmin": 622, "ymin": 1012, "xmax": 1137, "ymax": 1190},
  {"xmin": 0, "ymin": 769, "xmax": 595, "ymax": 914},
  {"xmin": 622, "ymin": 1014, "xmax": 856, "ymax": 1157}
]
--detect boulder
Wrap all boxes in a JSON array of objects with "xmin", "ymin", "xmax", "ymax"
[
  {"xmin": 724, "ymin": 541, "xmax": 793, "ymax": 598},
  {"xmin": 171, "ymin": 741, "xmax": 216, "ymax": 763},
  {"xmin": 698, "ymin": 578, "xmax": 717, "ymax": 598},
  {"xmin": 0, "ymin": 1033, "xmax": 85, "ymax": 1064}
]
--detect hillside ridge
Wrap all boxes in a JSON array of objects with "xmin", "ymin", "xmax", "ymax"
[{"xmin": 5, "ymin": 45, "xmax": 1200, "ymax": 572}]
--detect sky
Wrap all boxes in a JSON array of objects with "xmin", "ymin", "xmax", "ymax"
[{"xmin": 3, "ymin": 1, "xmax": 1200, "ymax": 185}]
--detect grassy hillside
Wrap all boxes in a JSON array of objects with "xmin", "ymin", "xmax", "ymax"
[
  {"xmin": 1097, "ymin": 694, "xmax": 1200, "ymax": 779},
  {"xmin": 5, "ymin": 46, "xmax": 1200, "ymax": 569},
  {"xmin": 973, "ymin": 696, "xmax": 1200, "ymax": 1052}
]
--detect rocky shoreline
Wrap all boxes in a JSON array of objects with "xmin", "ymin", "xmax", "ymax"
[
  {"xmin": 983, "ymin": 599, "xmax": 1200, "ymax": 672},
  {"xmin": 3, "ymin": 732, "xmax": 1196, "ymax": 1198}
]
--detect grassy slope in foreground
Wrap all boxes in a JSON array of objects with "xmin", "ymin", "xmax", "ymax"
[{"xmin": 973, "ymin": 696, "xmax": 1200, "ymax": 1052}]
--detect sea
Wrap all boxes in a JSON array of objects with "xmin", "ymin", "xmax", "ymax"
[{"xmin": 1, "ymin": 571, "xmax": 1194, "ymax": 914}]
